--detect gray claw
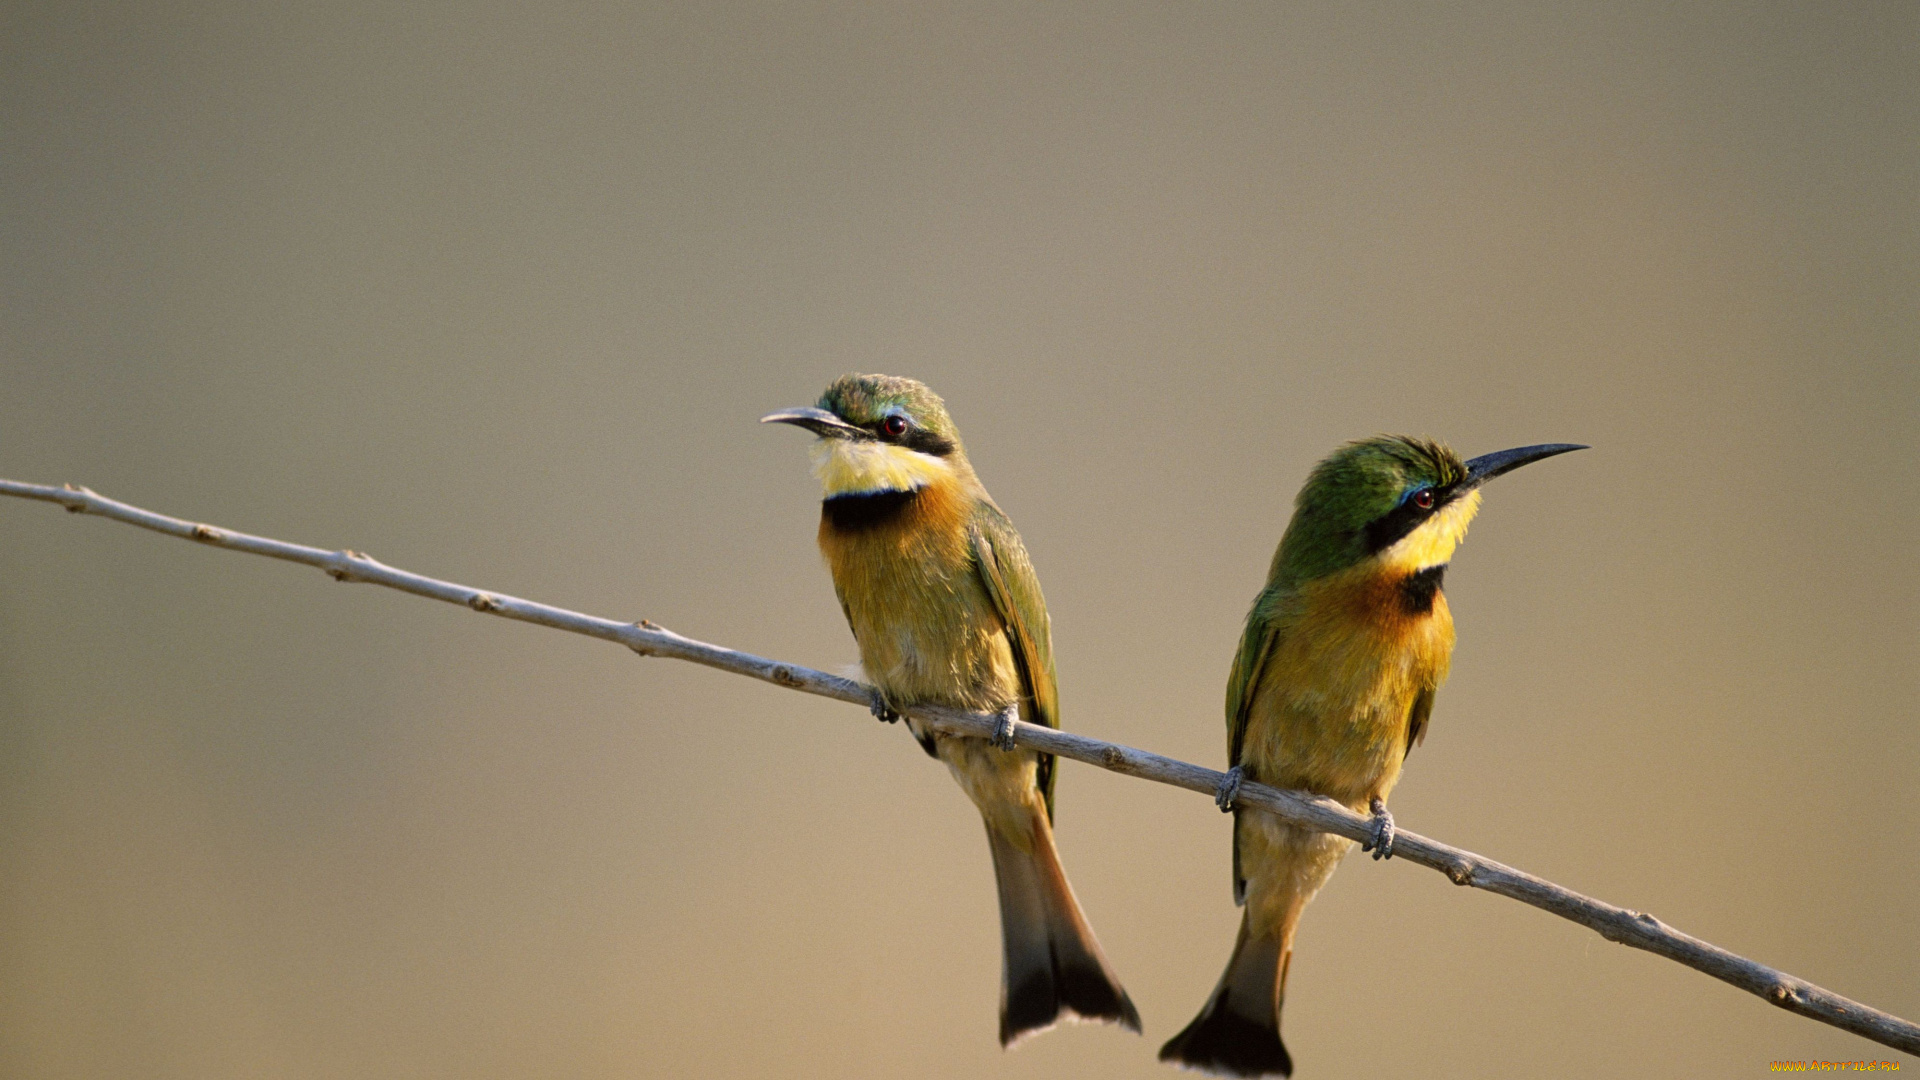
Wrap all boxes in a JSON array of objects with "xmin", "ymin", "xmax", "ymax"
[
  {"xmin": 990, "ymin": 705, "xmax": 1019, "ymax": 751},
  {"xmin": 1362, "ymin": 796, "xmax": 1396, "ymax": 860},
  {"xmin": 1215, "ymin": 766, "xmax": 1244, "ymax": 813},
  {"xmin": 869, "ymin": 689, "xmax": 900, "ymax": 724}
]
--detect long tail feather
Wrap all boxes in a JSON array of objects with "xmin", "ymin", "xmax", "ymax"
[
  {"xmin": 1158, "ymin": 912, "xmax": 1292, "ymax": 1077},
  {"xmin": 985, "ymin": 812, "xmax": 1141, "ymax": 1047}
]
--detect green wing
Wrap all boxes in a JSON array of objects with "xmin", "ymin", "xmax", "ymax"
[
  {"xmin": 1224, "ymin": 599, "xmax": 1283, "ymax": 907},
  {"xmin": 968, "ymin": 503, "xmax": 1061, "ymax": 820},
  {"xmin": 1224, "ymin": 616, "xmax": 1280, "ymax": 774},
  {"xmin": 1404, "ymin": 684, "xmax": 1436, "ymax": 760}
]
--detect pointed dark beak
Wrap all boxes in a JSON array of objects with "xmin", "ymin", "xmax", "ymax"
[
  {"xmin": 760, "ymin": 406, "xmax": 867, "ymax": 440},
  {"xmin": 1461, "ymin": 443, "xmax": 1588, "ymax": 491}
]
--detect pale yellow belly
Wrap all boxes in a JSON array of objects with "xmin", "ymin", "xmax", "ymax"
[
  {"xmin": 832, "ymin": 533, "xmax": 1020, "ymax": 714},
  {"xmin": 1239, "ymin": 816, "xmax": 1353, "ymax": 937},
  {"xmin": 825, "ymin": 516, "xmax": 1041, "ymax": 836}
]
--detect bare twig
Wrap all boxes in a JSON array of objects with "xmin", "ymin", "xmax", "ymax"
[{"xmin": 3, "ymin": 476, "xmax": 1915, "ymax": 1056}]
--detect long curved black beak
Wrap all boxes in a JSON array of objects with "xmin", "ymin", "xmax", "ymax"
[
  {"xmin": 1461, "ymin": 443, "xmax": 1588, "ymax": 490},
  {"xmin": 760, "ymin": 406, "xmax": 868, "ymax": 440}
]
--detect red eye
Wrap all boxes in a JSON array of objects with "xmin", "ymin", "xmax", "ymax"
[
  {"xmin": 1412, "ymin": 489, "xmax": 1435, "ymax": 510},
  {"xmin": 882, "ymin": 415, "xmax": 909, "ymax": 437}
]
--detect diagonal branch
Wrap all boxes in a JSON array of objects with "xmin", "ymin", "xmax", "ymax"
[{"xmin": 3, "ymin": 475, "xmax": 1915, "ymax": 1056}]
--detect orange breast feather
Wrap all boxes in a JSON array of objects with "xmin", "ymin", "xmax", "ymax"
[{"xmin": 1243, "ymin": 564, "xmax": 1456, "ymax": 806}]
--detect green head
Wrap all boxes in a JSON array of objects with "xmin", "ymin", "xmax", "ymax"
[
  {"xmin": 1272, "ymin": 435, "xmax": 1585, "ymax": 584},
  {"xmin": 761, "ymin": 374, "xmax": 970, "ymax": 496},
  {"xmin": 762, "ymin": 374, "xmax": 962, "ymax": 455}
]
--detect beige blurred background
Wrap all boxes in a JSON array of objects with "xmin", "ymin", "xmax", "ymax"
[{"xmin": 2, "ymin": 3, "xmax": 1915, "ymax": 1077}]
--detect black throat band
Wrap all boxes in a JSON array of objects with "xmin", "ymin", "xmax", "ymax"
[
  {"xmin": 822, "ymin": 489, "xmax": 920, "ymax": 532},
  {"xmin": 1399, "ymin": 564, "xmax": 1447, "ymax": 615}
]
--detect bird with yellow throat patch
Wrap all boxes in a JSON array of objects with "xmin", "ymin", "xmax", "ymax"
[
  {"xmin": 763, "ymin": 374, "xmax": 1140, "ymax": 1047},
  {"xmin": 1160, "ymin": 435, "xmax": 1584, "ymax": 1078}
]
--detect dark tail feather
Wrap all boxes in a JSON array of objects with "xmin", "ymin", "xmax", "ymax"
[
  {"xmin": 985, "ymin": 813, "xmax": 1141, "ymax": 1047},
  {"xmin": 1158, "ymin": 912, "xmax": 1292, "ymax": 1077}
]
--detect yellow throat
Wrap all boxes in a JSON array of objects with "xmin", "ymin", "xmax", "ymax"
[
  {"xmin": 812, "ymin": 438, "xmax": 958, "ymax": 497},
  {"xmin": 1377, "ymin": 488, "xmax": 1482, "ymax": 576}
]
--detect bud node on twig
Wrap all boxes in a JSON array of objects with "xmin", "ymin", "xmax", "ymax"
[
  {"xmin": 628, "ymin": 621, "xmax": 661, "ymax": 656},
  {"xmin": 192, "ymin": 524, "xmax": 224, "ymax": 542},
  {"xmin": 468, "ymin": 593, "xmax": 501, "ymax": 612},
  {"xmin": 770, "ymin": 665, "xmax": 803, "ymax": 687}
]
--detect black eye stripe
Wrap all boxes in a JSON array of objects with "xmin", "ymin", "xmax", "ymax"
[
  {"xmin": 1363, "ymin": 486, "xmax": 1450, "ymax": 554},
  {"xmin": 863, "ymin": 414, "xmax": 956, "ymax": 457},
  {"xmin": 903, "ymin": 428, "xmax": 956, "ymax": 457}
]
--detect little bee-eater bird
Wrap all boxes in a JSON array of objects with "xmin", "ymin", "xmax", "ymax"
[
  {"xmin": 1160, "ymin": 435, "xmax": 1584, "ymax": 1078},
  {"xmin": 763, "ymin": 374, "xmax": 1141, "ymax": 1046}
]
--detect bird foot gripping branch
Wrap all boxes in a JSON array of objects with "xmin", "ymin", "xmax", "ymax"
[
  {"xmin": 1362, "ymin": 796, "xmax": 1397, "ymax": 861},
  {"xmin": 990, "ymin": 704, "xmax": 1019, "ymax": 751},
  {"xmin": 868, "ymin": 688, "xmax": 901, "ymax": 724},
  {"xmin": 1214, "ymin": 766, "xmax": 1244, "ymax": 813}
]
